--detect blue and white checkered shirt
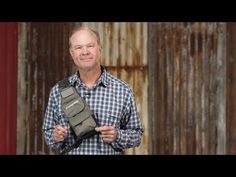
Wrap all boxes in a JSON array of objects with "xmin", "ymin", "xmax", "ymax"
[{"xmin": 42, "ymin": 67, "xmax": 143, "ymax": 155}]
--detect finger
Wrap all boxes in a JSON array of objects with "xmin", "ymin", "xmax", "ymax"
[
  {"xmin": 53, "ymin": 128, "xmax": 67, "ymax": 141},
  {"xmin": 55, "ymin": 126, "xmax": 68, "ymax": 136},
  {"xmin": 101, "ymin": 131, "xmax": 114, "ymax": 136},
  {"xmin": 102, "ymin": 137, "xmax": 113, "ymax": 142},
  {"xmin": 58, "ymin": 130, "xmax": 67, "ymax": 137},
  {"xmin": 54, "ymin": 133, "xmax": 65, "ymax": 142},
  {"xmin": 96, "ymin": 126, "xmax": 114, "ymax": 132},
  {"xmin": 101, "ymin": 134, "xmax": 114, "ymax": 139},
  {"xmin": 57, "ymin": 126, "xmax": 68, "ymax": 132}
]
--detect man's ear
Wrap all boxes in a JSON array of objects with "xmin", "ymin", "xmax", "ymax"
[
  {"xmin": 69, "ymin": 48, "xmax": 73, "ymax": 57},
  {"xmin": 99, "ymin": 45, "xmax": 102, "ymax": 52}
]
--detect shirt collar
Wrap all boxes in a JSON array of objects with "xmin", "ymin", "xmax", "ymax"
[
  {"xmin": 68, "ymin": 66, "xmax": 109, "ymax": 88},
  {"xmin": 99, "ymin": 66, "xmax": 109, "ymax": 87}
]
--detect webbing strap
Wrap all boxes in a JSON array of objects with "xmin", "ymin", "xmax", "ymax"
[
  {"xmin": 58, "ymin": 78, "xmax": 71, "ymax": 91},
  {"xmin": 61, "ymin": 139, "xmax": 83, "ymax": 155}
]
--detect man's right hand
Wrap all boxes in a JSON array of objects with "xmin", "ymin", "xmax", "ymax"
[{"xmin": 52, "ymin": 125, "xmax": 69, "ymax": 142}]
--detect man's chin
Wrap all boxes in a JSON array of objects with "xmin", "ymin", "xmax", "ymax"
[{"xmin": 80, "ymin": 66, "xmax": 94, "ymax": 72}]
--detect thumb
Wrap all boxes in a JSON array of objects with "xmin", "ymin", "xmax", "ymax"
[{"xmin": 95, "ymin": 127, "xmax": 100, "ymax": 132}]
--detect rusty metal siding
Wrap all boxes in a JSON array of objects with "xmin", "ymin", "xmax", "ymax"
[
  {"xmin": 149, "ymin": 22, "xmax": 226, "ymax": 154},
  {"xmin": 17, "ymin": 22, "xmax": 148, "ymax": 154},
  {"xmin": 0, "ymin": 23, "xmax": 17, "ymax": 154}
]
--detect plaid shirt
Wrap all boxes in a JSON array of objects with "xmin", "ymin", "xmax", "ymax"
[{"xmin": 42, "ymin": 67, "xmax": 143, "ymax": 155}]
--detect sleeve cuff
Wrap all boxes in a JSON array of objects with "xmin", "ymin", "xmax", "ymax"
[{"xmin": 111, "ymin": 129, "xmax": 123, "ymax": 151}]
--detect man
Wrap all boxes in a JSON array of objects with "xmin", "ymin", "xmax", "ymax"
[{"xmin": 42, "ymin": 26, "xmax": 143, "ymax": 154}]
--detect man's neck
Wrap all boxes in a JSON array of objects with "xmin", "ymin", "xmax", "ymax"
[{"xmin": 79, "ymin": 66, "xmax": 102, "ymax": 89}]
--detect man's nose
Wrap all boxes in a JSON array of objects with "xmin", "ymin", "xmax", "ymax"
[{"xmin": 81, "ymin": 47, "xmax": 89, "ymax": 54}]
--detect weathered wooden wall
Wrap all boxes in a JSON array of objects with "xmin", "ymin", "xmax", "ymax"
[
  {"xmin": 17, "ymin": 22, "xmax": 76, "ymax": 154},
  {"xmin": 148, "ymin": 22, "xmax": 226, "ymax": 154}
]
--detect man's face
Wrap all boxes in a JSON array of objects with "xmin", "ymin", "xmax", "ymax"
[{"xmin": 69, "ymin": 30, "xmax": 101, "ymax": 72}]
